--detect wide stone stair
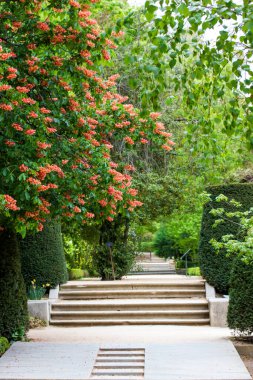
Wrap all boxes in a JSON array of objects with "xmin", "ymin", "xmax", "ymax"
[{"xmin": 50, "ymin": 278, "xmax": 210, "ymax": 326}]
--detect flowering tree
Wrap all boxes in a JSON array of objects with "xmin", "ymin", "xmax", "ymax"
[
  {"xmin": 0, "ymin": 0, "xmax": 173, "ymax": 237},
  {"xmin": 0, "ymin": 0, "xmax": 174, "ymax": 338}
]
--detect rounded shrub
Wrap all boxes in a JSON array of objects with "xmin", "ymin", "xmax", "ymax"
[
  {"xmin": 228, "ymin": 255, "xmax": 253, "ymax": 336},
  {"xmin": 0, "ymin": 231, "xmax": 28, "ymax": 340},
  {"xmin": 153, "ymin": 225, "xmax": 178, "ymax": 259},
  {"xmin": 20, "ymin": 221, "xmax": 68, "ymax": 288},
  {"xmin": 199, "ymin": 183, "xmax": 253, "ymax": 294}
]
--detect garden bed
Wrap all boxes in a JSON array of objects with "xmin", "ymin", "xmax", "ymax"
[{"xmin": 232, "ymin": 340, "xmax": 253, "ymax": 378}]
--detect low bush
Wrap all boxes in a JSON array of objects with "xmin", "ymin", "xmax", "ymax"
[
  {"xmin": 11, "ymin": 326, "xmax": 26, "ymax": 342},
  {"xmin": 187, "ymin": 267, "xmax": 201, "ymax": 276},
  {"xmin": 29, "ymin": 317, "xmax": 47, "ymax": 329},
  {"xmin": 0, "ymin": 337, "xmax": 10, "ymax": 357},
  {"xmin": 176, "ymin": 260, "xmax": 199, "ymax": 269},
  {"xmin": 228, "ymin": 256, "xmax": 253, "ymax": 336},
  {"xmin": 68, "ymin": 268, "xmax": 89, "ymax": 280}
]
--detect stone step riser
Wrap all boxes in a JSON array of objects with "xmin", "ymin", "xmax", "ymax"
[
  {"xmin": 52, "ymin": 304, "xmax": 208, "ymax": 312},
  {"xmin": 59, "ymin": 292, "xmax": 206, "ymax": 300},
  {"xmin": 60, "ymin": 283, "xmax": 205, "ymax": 291},
  {"xmin": 129, "ymin": 271, "xmax": 176, "ymax": 275},
  {"xmin": 50, "ymin": 318, "xmax": 210, "ymax": 326},
  {"xmin": 50, "ymin": 311, "xmax": 209, "ymax": 320}
]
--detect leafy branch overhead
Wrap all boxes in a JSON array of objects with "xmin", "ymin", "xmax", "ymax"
[{"xmin": 119, "ymin": 0, "xmax": 253, "ymax": 146}]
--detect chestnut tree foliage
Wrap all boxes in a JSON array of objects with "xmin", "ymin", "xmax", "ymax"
[{"xmin": 0, "ymin": 0, "xmax": 173, "ymax": 236}]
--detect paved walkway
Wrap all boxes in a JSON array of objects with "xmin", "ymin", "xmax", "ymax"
[
  {"xmin": 0, "ymin": 272, "xmax": 251, "ymax": 379},
  {"xmin": 0, "ymin": 340, "xmax": 251, "ymax": 380},
  {"xmin": 0, "ymin": 326, "xmax": 251, "ymax": 380}
]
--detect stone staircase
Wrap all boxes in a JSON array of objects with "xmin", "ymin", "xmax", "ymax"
[
  {"xmin": 50, "ymin": 278, "xmax": 210, "ymax": 326},
  {"xmin": 130, "ymin": 253, "xmax": 176, "ymax": 275}
]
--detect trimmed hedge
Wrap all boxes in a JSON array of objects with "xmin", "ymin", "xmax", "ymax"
[
  {"xmin": 0, "ymin": 231, "xmax": 28, "ymax": 340},
  {"xmin": 228, "ymin": 256, "xmax": 253, "ymax": 335},
  {"xmin": 199, "ymin": 183, "xmax": 253, "ymax": 294},
  {"xmin": 20, "ymin": 221, "xmax": 68, "ymax": 288}
]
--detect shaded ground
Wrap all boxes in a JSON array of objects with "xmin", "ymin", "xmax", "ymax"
[{"xmin": 28, "ymin": 325, "xmax": 231, "ymax": 344}]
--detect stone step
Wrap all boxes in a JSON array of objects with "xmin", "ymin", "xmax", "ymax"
[
  {"xmin": 60, "ymin": 280, "xmax": 205, "ymax": 291},
  {"xmin": 59, "ymin": 289, "xmax": 206, "ymax": 300},
  {"xmin": 129, "ymin": 270, "xmax": 176, "ymax": 275},
  {"xmin": 97, "ymin": 355, "xmax": 144, "ymax": 359},
  {"xmin": 90, "ymin": 377, "xmax": 143, "ymax": 380},
  {"xmin": 90, "ymin": 376, "xmax": 143, "ymax": 380},
  {"xmin": 50, "ymin": 310, "xmax": 209, "ymax": 320},
  {"xmin": 52, "ymin": 299, "xmax": 208, "ymax": 311},
  {"xmin": 136, "ymin": 263, "xmax": 172, "ymax": 267},
  {"xmin": 92, "ymin": 369, "xmax": 144, "ymax": 375},
  {"xmin": 50, "ymin": 318, "xmax": 210, "ymax": 326}
]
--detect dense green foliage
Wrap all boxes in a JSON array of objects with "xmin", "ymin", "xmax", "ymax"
[
  {"xmin": 153, "ymin": 212, "xmax": 201, "ymax": 259},
  {"xmin": 94, "ymin": 241, "xmax": 135, "ymax": 280},
  {"xmin": 209, "ymin": 195, "xmax": 253, "ymax": 336},
  {"xmin": 118, "ymin": 1, "xmax": 253, "ymax": 147},
  {"xmin": 153, "ymin": 224, "xmax": 176, "ymax": 259},
  {"xmin": 20, "ymin": 222, "xmax": 68, "ymax": 288},
  {"xmin": 228, "ymin": 255, "xmax": 253, "ymax": 336},
  {"xmin": 0, "ymin": 231, "xmax": 28, "ymax": 340},
  {"xmin": 0, "ymin": 337, "xmax": 10, "ymax": 356},
  {"xmin": 199, "ymin": 183, "xmax": 253, "ymax": 294}
]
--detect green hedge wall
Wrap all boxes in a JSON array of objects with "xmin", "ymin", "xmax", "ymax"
[
  {"xmin": 20, "ymin": 221, "xmax": 68, "ymax": 288},
  {"xmin": 228, "ymin": 256, "xmax": 253, "ymax": 335},
  {"xmin": 199, "ymin": 183, "xmax": 253, "ymax": 294},
  {"xmin": 0, "ymin": 231, "xmax": 28, "ymax": 339}
]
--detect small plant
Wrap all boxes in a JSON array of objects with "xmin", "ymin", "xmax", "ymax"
[
  {"xmin": 11, "ymin": 327, "xmax": 26, "ymax": 342},
  {"xmin": 187, "ymin": 267, "xmax": 201, "ymax": 276},
  {"xmin": 29, "ymin": 317, "xmax": 47, "ymax": 329},
  {"xmin": 0, "ymin": 337, "xmax": 10, "ymax": 357},
  {"xmin": 27, "ymin": 279, "xmax": 50, "ymax": 300}
]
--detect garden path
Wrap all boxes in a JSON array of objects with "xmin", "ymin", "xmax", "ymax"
[
  {"xmin": 0, "ymin": 273, "xmax": 251, "ymax": 380},
  {"xmin": 0, "ymin": 328, "xmax": 251, "ymax": 380}
]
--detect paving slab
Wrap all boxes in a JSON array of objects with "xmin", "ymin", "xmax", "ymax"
[
  {"xmin": 145, "ymin": 342, "xmax": 251, "ymax": 380},
  {"xmin": 0, "ymin": 341, "xmax": 251, "ymax": 380},
  {"xmin": 0, "ymin": 342, "xmax": 98, "ymax": 380}
]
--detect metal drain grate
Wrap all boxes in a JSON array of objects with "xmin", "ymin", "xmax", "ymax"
[{"xmin": 90, "ymin": 347, "xmax": 145, "ymax": 379}]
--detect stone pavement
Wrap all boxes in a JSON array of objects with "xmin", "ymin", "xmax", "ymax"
[{"xmin": 0, "ymin": 326, "xmax": 251, "ymax": 380}]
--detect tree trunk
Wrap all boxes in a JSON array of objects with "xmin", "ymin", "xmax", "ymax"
[{"xmin": 0, "ymin": 230, "xmax": 28, "ymax": 339}]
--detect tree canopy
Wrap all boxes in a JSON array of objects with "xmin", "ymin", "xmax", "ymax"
[{"xmin": 0, "ymin": 0, "xmax": 173, "ymax": 236}]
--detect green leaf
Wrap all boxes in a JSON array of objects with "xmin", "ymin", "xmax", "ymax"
[{"xmin": 178, "ymin": 3, "xmax": 190, "ymax": 17}]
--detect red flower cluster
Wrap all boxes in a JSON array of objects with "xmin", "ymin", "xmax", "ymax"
[
  {"xmin": 4, "ymin": 195, "xmax": 19, "ymax": 211},
  {"xmin": 0, "ymin": 0, "xmax": 173, "ymax": 233}
]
